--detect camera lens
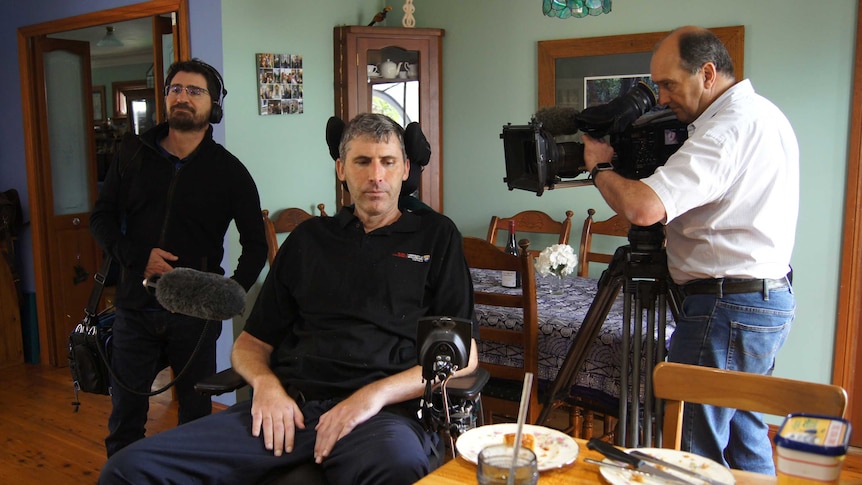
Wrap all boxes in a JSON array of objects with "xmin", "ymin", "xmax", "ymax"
[
  {"xmin": 620, "ymin": 82, "xmax": 657, "ymax": 124},
  {"xmin": 577, "ymin": 81, "xmax": 657, "ymax": 137}
]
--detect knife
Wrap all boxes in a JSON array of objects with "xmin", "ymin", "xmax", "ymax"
[
  {"xmin": 587, "ymin": 438, "xmax": 698, "ymax": 485},
  {"xmin": 629, "ymin": 450, "xmax": 731, "ymax": 485}
]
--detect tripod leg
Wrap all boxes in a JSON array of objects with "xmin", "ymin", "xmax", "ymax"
[
  {"xmin": 629, "ymin": 282, "xmax": 644, "ymax": 447},
  {"xmin": 536, "ymin": 246, "xmax": 628, "ymax": 426},
  {"xmin": 618, "ymin": 279, "xmax": 632, "ymax": 443}
]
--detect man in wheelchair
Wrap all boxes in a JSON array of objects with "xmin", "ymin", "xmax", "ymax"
[{"xmin": 99, "ymin": 113, "xmax": 479, "ymax": 485}]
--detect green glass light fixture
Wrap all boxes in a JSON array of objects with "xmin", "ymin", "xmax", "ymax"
[{"xmin": 543, "ymin": 0, "xmax": 611, "ymax": 18}]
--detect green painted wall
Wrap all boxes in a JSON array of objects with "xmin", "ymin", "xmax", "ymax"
[{"xmin": 220, "ymin": 0, "xmax": 857, "ymax": 386}]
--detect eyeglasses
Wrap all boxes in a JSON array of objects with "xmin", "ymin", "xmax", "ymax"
[{"xmin": 165, "ymin": 84, "xmax": 210, "ymax": 98}]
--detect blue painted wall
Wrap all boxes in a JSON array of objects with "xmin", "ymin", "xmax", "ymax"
[{"xmin": 0, "ymin": 0, "xmax": 233, "ymax": 402}]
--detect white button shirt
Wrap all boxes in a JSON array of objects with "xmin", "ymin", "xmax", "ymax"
[{"xmin": 642, "ymin": 79, "xmax": 799, "ymax": 284}]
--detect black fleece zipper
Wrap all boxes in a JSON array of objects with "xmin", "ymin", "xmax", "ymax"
[{"xmin": 157, "ymin": 160, "xmax": 185, "ymax": 249}]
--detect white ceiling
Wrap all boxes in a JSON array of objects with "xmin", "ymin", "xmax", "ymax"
[{"xmin": 48, "ymin": 16, "xmax": 167, "ymax": 68}]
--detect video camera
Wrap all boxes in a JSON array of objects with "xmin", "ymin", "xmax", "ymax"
[{"xmin": 501, "ymin": 81, "xmax": 688, "ymax": 195}]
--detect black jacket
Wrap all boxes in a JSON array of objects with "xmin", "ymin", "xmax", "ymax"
[{"xmin": 90, "ymin": 123, "xmax": 267, "ymax": 310}]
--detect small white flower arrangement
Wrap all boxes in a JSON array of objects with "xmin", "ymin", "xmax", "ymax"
[{"xmin": 534, "ymin": 244, "xmax": 578, "ymax": 278}]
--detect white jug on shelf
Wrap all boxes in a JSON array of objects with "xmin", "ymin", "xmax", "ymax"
[
  {"xmin": 379, "ymin": 59, "xmax": 399, "ymax": 79},
  {"xmin": 405, "ymin": 62, "xmax": 418, "ymax": 78}
]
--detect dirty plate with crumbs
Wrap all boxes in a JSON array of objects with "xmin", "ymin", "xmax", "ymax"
[
  {"xmin": 598, "ymin": 447, "xmax": 735, "ymax": 484},
  {"xmin": 455, "ymin": 423, "xmax": 578, "ymax": 471}
]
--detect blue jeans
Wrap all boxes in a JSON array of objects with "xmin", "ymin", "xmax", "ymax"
[
  {"xmin": 105, "ymin": 308, "xmax": 221, "ymax": 457},
  {"xmin": 668, "ymin": 284, "xmax": 794, "ymax": 474}
]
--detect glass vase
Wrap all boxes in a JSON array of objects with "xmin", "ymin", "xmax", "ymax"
[{"xmin": 548, "ymin": 273, "xmax": 565, "ymax": 295}]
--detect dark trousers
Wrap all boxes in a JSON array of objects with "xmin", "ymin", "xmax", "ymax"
[
  {"xmin": 99, "ymin": 398, "xmax": 439, "ymax": 485},
  {"xmin": 105, "ymin": 307, "xmax": 221, "ymax": 457}
]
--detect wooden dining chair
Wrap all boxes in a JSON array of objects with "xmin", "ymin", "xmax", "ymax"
[
  {"xmin": 487, "ymin": 210, "xmax": 574, "ymax": 257},
  {"xmin": 463, "ymin": 236, "xmax": 542, "ymax": 424},
  {"xmin": 263, "ymin": 204, "xmax": 327, "ymax": 265},
  {"xmin": 653, "ymin": 362, "xmax": 848, "ymax": 450},
  {"xmin": 578, "ymin": 208, "xmax": 631, "ymax": 277}
]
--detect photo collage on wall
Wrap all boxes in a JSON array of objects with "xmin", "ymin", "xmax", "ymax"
[{"xmin": 257, "ymin": 53, "xmax": 303, "ymax": 115}]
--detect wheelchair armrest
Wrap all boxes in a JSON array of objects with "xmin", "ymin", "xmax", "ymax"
[
  {"xmin": 194, "ymin": 367, "xmax": 247, "ymax": 396},
  {"xmin": 442, "ymin": 367, "xmax": 490, "ymax": 401}
]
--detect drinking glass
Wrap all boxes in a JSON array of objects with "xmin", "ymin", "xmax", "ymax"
[{"xmin": 477, "ymin": 444, "xmax": 538, "ymax": 485}]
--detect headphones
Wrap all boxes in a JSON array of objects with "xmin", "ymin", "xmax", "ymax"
[
  {"xmin": 167, "ymin": 59, "xmax": 229, "ymax": 124},
  {"xmin": 196, "ymin": 59, "xmax": 228, "ymax": 124}
]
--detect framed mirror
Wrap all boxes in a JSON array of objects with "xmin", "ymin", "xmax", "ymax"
[
  {"xmin": 537, "ymin": 26, "xmax": 745, "ymax": 109},
  {"xmin": 112, "ymin": 79, "xmax": 149, "ymax": 121}
]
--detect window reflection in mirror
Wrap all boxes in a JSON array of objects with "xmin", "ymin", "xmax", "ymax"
[{"xmin": 372, "ymin": 81, "xmax": 418, "ymax": 126}]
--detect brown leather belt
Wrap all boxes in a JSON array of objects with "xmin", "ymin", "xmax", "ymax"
[{"xmin": 680, "ymin": 277, "xmax": 790, "ymax": 297}]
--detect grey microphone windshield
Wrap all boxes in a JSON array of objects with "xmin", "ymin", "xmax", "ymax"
[
  {"xmin": 145, "ymin": 268, "xmax": 247, "ymax": 321},
  {"xmin": 533, "ymin": 106, "xmax": 580, "ymax": 137}
]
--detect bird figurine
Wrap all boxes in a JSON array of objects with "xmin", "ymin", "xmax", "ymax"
[{"xmin": 368, "ymin": 6, "xmax": 392, "ymax": 26}]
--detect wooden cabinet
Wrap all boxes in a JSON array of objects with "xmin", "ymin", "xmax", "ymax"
[{"xmin": 333, "ymin": 26, "xmax": 444, "ymax": 212}]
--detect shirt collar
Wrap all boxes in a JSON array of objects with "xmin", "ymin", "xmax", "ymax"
[
  {"xmin": 689, "ymin": 78, "xmax": 753, "ymax": 133},
  {"xmin": 335, "ymin": 205, "xmax": 421, "ymax": 234}
]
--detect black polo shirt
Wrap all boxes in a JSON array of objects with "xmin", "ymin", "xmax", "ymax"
[{"xmin": 244, "ymin": 206, "xmax": 476, "ymax": 400}]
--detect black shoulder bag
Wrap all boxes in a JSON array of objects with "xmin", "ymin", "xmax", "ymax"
[
  {"xmin": 68, "ymin": 255, "xmax": 115, "ymax": 408},
  {"xmin": 67, "ymin": 254, "xmax": 214, "ymax": 411}
]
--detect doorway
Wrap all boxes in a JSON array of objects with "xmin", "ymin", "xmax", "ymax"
[{"xmin": 16, "ymin": 0, "xmax": 190, "ymax": 366}]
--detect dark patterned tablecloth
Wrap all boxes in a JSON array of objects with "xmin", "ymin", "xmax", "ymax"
[{"xmin": 472, "ymin": 269, "xmax": 675, "ymax": 411}]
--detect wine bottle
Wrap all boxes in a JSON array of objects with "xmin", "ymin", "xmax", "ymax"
[{"xmin": 501, "ymin": 220, "xmax": 521, "ymax": 288}]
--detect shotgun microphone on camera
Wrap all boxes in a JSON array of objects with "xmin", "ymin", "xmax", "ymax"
[
  {"xmin": 143, "ymin": 268, "xmax": 247, "ymax": 321},
  {"xmin": 533, "ymin": 106, "xmax": 581, "ymax": 137}
]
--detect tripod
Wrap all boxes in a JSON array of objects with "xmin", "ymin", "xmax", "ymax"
[{"xmin": 536, "ymin": 224, "xmax": 679, "ymax": 447}]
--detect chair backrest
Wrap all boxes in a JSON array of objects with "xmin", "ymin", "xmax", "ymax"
[
  {"xmin": 463, "ymin": 236, "xmax": 541, "ymax": 423},
  {"xmin": 487, "ymin": 210, "xmax": 574, "ymax": 257},
  {"xmin": 263, "ymin": 204, "xmax": 328, "ymax": 265},
  {"xmin": 578, "ymin": 208, "xmax": 630, "ymax": 277},
  {"xmin": 653, "ymin": 362, "xmax": 848, "ymax": 450}
]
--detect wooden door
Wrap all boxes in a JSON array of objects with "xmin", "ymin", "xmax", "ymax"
[
  {"xmin": 151, "ymin": 14, "xmax": 174, "ymax": 124},
  {"xmin": 32, "ymin": 37, "xmax": 102, "ymax": 366},
  {"xmin": 835, "ymin": 0, "xmax": 862, "ymax": 448},
  {"xmin": 17, "ymin": 0, "xmax": 191, "ymax": 368}
]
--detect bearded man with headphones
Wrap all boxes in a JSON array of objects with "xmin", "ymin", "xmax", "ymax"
[{"xmin": 90, "ymin": 59, "xmax": 268, "ymax": 457}]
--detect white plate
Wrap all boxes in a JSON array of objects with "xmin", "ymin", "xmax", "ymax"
[
  {"xmin": 368, "ymin": 73, "xmax": 381, "ymax": 78},
  {"xmin": 455, "ymin": 423, "xmax": 578, "ymax": 471},
  {"xmin": 598, "ymin": 448, "xmax": 736, "ymax": 485}
]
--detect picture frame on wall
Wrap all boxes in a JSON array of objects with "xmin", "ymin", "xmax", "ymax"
[
  {"xmin": 537, "ymin": 27, "xmax": 745, "ymax": 110},
  {"xmin": 256, "ymin": 52, "xmax": 304, "ymax": 115},
  {"xmin": 583, "ymin": 74, "xmax": 655, "ymax": 109},
  {"xmin": 93, "ymin": 85, "xmax": 106, "ymax": 123}
]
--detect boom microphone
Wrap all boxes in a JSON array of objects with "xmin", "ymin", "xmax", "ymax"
[
  {"xmin": 143, "ymin": 268, "xmax": 247, "ymax": 321},
  {"xmin": 533, "ymin": 106, "xmax": 581, "ymax": 137}
]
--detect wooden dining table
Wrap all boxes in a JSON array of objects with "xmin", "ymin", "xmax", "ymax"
[{"xmin": 414, "ymin": 437, "xmax": 782, "ymax": 485}]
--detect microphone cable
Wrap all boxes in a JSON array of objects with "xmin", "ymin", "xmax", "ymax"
[{"xmin": 93, "ymin": 314, "xmax": 214, "ymax": 397}]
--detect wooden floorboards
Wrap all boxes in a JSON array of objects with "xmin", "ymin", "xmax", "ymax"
[
  {"xmin": 0, "ymin": 363, "xmax": 178, "ymax": 485},
  {"xmin": 2, "ymin": 363, "xmax": 862, "ymax": 484}
]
